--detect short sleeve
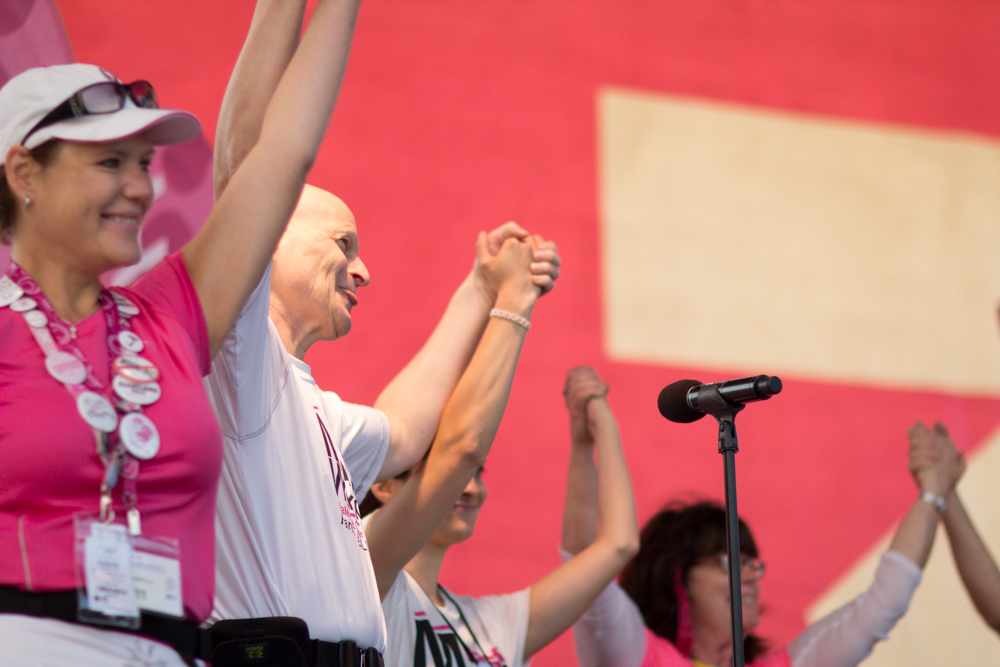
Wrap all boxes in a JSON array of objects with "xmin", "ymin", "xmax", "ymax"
[
  {"xmin": 123, "ymin": 252, "xmax": 210, "ymax": 375},
  {"xmin": 203, "ymin": 263, "xmax": 288, "ymax": 439},
  {"xmin": 470, "ymin": 587, "xmax": 532, "ymax": 667},
  {"xmin": 322, "ymin": 392, "xmax": 390, "ymax": 500}
]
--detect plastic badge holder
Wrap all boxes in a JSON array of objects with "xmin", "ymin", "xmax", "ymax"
[{"xmin": 74, "ymin": 514, "xmax": 183, "ymax": 629}]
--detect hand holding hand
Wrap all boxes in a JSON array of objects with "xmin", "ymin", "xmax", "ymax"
[
  {"xmin": 477, "ymin": 233, "xmax": 538, "ymax": 309},
  {"xmin": 473, "ymin": 222, "xmax": 561, "ymax": 302},
  {"xmin": 908, "ymin": 421, "xmax": 966, "ymax": 498},
  {"xmin": 563, "ymin": 365, "xmax": 609, "ymax": 446}
]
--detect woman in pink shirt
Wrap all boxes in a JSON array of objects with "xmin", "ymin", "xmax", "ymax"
[
  {"xmin": 0, "ymin": 1, "xmax": 361, "ymax": 664},
  {"xmin": 566, "ymin": 424, "xmax": 964, "ymax": 667}
]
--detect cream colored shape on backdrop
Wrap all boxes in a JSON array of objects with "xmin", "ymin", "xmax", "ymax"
[
  {"xmin": 598, "ymin": 88, "xmax": 1000, "ymax": 393},
  {"xmin": 805, "ymin": 427, "xmax": 1000, "ymax": 664}
]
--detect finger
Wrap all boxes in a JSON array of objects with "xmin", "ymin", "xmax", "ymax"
[
  {"xmin": 532, "ymin": 249, "xmax": 562, "ymax": 266},
  {"xmin": 531, "ymin": 275, "xmax": 554, "ymax": 295},
  {"xmin": 475, "ymin": 231, "xmax": 490, "ymax": 264},
  {"xmin": 489, "ymin": 221, "xmax": 529, "ymax": 239},
  {"xmin": 531, "ymin": 261, "xmax": 561, "ymax": 277}
]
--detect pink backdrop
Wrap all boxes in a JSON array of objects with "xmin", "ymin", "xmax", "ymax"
[{"xmin": 6, "ymin": 1, "xmax": 999, "ymax": 664}]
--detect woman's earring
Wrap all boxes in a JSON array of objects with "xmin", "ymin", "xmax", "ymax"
[{"xmin": 24, "ymin": 195, "xmax": 31, "ymax": 209}]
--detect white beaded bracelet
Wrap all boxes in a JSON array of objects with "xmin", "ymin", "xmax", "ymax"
[
  {"xmin": 919, "ymin": 490, "xmax": 947, "ymax": 513},
  {"xmin": 490, "ymin": 308, "xmax": 531, "ymax": 331}
]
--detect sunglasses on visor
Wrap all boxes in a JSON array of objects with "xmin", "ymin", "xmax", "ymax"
[{"xmin": 21, "ymin": 80, "xmax": 158, "ymax": 145}]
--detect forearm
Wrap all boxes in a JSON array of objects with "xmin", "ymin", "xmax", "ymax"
[
  {"xmin": 373, "ymin": 268, "xmax": 498, "ymax": 479},
  {"xmin": 886, "ymin": 495, "xmax": 941, "ymax": 569},
  {"xmin": 214, "ymin": 0, "xmax": 307, "ymax": 199},
  {"xmin": 366, "ymin": 291, "xmax": 533, "ymax": 597},
  {"xmin": 942, "ymin": 490, "xmax": 1000, "ymax": 631},
  {"xmin": 590, "ymin": 399, "xmax": 639, "ymax": 557},
  {"xmin": 561, "ymin": 440, "xmax": 598, "ymax": 555},
  {"xmin": 523, "ymin": 398, "xmax": 638, "ymax": 658}
]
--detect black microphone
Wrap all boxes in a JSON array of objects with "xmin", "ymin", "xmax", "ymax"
[{"xmin": 658, "ymin": 375, "xmax": 782, "ymax": 423}]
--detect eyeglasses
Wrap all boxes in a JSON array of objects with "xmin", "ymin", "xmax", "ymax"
[
  {"xmin": 22, "ymin": 80, "xmax": 158, "ymax": 145},
  {"xmin": 710, "ymin": 553, "xmax": 766, "ymax": 578}
]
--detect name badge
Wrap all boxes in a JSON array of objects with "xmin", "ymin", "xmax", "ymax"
[
  {"xmin": 83, "ymin": 523, "xmax": 140, "ymax": 620},
  {"xmin": 132, "ymin": 550, "xmax": 183, "ymax": 617}
]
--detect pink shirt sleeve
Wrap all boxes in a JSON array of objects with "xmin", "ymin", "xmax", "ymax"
[{"xmin": 122, "ymin": 251, "xmax": 211, "ymax": 375}]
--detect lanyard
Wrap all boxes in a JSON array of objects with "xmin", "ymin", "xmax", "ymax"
[
  {"xmin": 423, "ymin": 584, "xmax": 497, "ymax": 667},
  {"xmin": 1, "ymin": 264, "xmax": 162, "ymax": 534}
]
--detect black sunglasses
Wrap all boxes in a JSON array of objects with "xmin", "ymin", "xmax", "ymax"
[{"xmin": 21, "ymin": 80, "xmax": 158, "ymax": 145}]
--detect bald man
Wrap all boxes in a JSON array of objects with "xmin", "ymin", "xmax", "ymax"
[{"xmin": 202, "ymin": 1, "xmax": 560, "ymax": 663}]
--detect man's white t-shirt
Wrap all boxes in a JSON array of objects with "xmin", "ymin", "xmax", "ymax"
[
  {"xmin": 205, "ymin": 265, "xmax": 390, "ymax": 651},
  {"xmin": 381, "ymin": 568, "xmax": 531, "ymax": 667}
]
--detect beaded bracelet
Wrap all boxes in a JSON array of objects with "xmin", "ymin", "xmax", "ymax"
[{"xmin": 490, "ymin": 308, "xmax": 531, "ymax": 331}]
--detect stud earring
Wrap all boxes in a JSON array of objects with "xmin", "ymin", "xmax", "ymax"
[{"xmin": 24, "ymin": 195, "xmax": 31, "ymax": 209}]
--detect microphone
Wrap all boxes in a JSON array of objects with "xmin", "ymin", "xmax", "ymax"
[{"xmin": 658, "ymin": 375, "xmax": 782, "ymax": 423}]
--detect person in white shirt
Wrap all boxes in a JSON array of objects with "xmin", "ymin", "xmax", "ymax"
[
  {"xmin": 362, "ymin": 365, "xmax": 639, "ymax": 667},
  {"xmin": 203, "ymin": 0, "xmax": 561, "ymax": 664}
]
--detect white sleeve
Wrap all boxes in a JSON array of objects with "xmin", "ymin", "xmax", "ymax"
[
  {"xmin": 469, "ymin": 587, "xmax": 532, "ymax": 667},
  {"xmin": 559, "ymin": 548, "xmax": 646, "ymax": 667},
  {"xmin": 322, "ymin": 392, "xmax": 390, "ymax": 501},
  {"xmin": 204, "ymin": 263, "xmax": 287, "ymax": 440},
  {"xmin": 786, "ymin": 550, "xmax": 922, "ymax": 667}
]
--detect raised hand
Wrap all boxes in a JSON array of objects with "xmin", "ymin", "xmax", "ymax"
[
  {"xmin": 563, "ymin": 366, "xmax": 610, "ymax": 447},
  {"xmin": 474, "ymin": 221, "xmax": 561, "ymax": 301},
  {"xmin": 908, "ymin": 421, "xmax": 966, "ymax": 498},
  {"xmin": 476, "ymin": 233, "xmax": 539, "ymax": 309}
]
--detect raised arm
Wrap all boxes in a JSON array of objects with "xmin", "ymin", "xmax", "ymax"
[
  {"xmin": 182, "ymin": 0, "xmax": 361, "ymax": 357},
  {"xmin": 213, "ymin": 0, "xmax": 307, "ymax": 199},
  {"xmin": 373, "ymin": 225, "xmax": 561, "ymax": 480},
  {"xmin": 522, "ymin": 366, "xmax": 640, "ymax": 660},
  {"xmin": 364, "ymin": 235, "xmax": 540, "ymax": 598},
  {"xmin": 785, "ymin": 421, "xmax": 964, "ymax": 667},
  {"xmin": 912, "ymin": 423, "xmax": 1000, "ymax": 633}
]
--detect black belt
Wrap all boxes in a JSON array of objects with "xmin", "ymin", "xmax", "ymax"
[
  {"xmin": 0, "ymin": 588, "xmax": 382, "ymax": 667},
  {"xmin": 0, "ymin": 586, "xmax": 202, "ymax": 666},
  {"xmin": 202, "ymin": 616, "xmax": 383, "ymax": 667}
]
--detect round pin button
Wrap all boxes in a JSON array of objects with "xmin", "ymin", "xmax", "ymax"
[
  {"xmin": 0, "ymin": 276, "xmax": 23, "ymax": 307},
  {"xmin": 112, "ymin": 293, "xmax": 140, "ymax": 317},
  {"xmin": 119, "ymin": 413, "xmax": 160, "ymax": 460},
  {"xmin": 24, "ymin": 310, "xmax": 48, "ymax": 328},
  {"xmin": 117, "ymin": 330, "xmax": 144, "ymax": 353},
  {"xmin": 112, "ymin": 375, "xmax": 161, "ymax": 405},
  {"xmin": 46, "ymin": 351, "xmax": 87, "ymax": 385},
  {"xmin": 9, "ymin": 297, "xmax": 37, "ymax": 312},
  {"xmin": 113, "ymin": 355, "xmax": 159, "ymax": 383},
  {"xmin": 76, "ymin": 391, "xmax": 119, "ymax": 432}
]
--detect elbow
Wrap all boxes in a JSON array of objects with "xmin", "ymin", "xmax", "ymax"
[
  {"xmin": 606, "ymin": 532, "xmax": 640, "ymax": 567},
  {"xmin": 453, "ymin": 434, "xmax": 489, "ymax": 469},
  {"xmin": 620, "ymin": 534, "xmax": 641, "ymax": 563}
]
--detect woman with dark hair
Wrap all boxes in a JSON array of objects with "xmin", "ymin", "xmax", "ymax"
[
  {"xmin": 0, "ymin": 1, "xmax": 361, "ymax": 664},
  {"xmin": 564, "ymin": 427, "xmax": 964, "ymax": 667},
  {"xmin": 619, "ymin": 502, "xmax": 771, "ymax": 663}
]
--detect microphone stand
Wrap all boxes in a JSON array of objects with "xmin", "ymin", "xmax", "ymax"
[{"xmin": 695, "ymin": 387, "xmax": 746, "ymax": 667}]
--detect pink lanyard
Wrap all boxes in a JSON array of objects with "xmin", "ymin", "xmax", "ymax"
[{"xmin": 2, "ymin": 263, "xmax": 161, "ymax": 535}]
